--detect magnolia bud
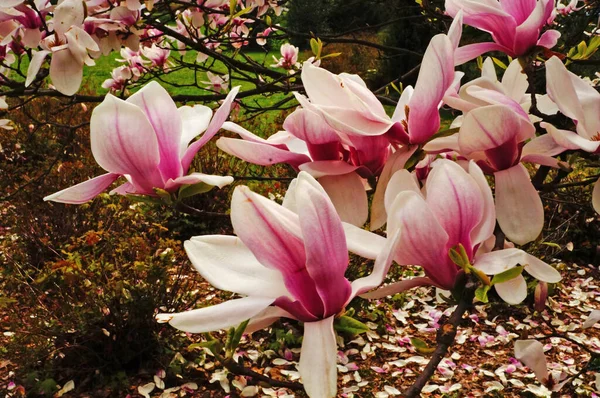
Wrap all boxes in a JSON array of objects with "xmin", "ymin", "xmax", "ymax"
[{"xmin": 534, "ymin": 282, "xmax": 548, "ymax": 312}]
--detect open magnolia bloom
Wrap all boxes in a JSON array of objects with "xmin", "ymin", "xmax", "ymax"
[
  {"xmin": 358, "ymin": 159, "xmax": 560, "ymax": 300},
  {"xmin": 298, "ymin": 18, "xmax": 461, "ymax": 143},
  {"xmin": 445, "ymin": 0, "xmax": 560, "ymax": 64},
  {"xmin": 442, "ymin": 57, "xmax": 557, "ymax": 121},
  {"xmin": 540, "ymin": 56, "xmax": 600, "ymax": 213},
  {"xmin": 217, "ymin": 107, "xmax": 391, "ymax": 226},
  {"xmin": 157, "ymin": 172, "xmax": 400, "ymax": 398},
  {"xmin": 428, "ymin": 73, "xmax": 565, "ymax": 245},
  {"xmin": 44, "ymin": 81, "xmax": 239, "ymax": 204}
]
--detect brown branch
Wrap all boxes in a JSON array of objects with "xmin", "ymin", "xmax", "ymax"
[
  {"xmin": 222, "ymin": 358, "xmax": 304, "ymax": 391},
  {"xmin": 402, "ymin": 279, "xmax": 476, "ymax": 397}
]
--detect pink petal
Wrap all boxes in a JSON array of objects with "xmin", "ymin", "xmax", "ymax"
[
  {"xmin": 513, "ymin": 0, "xmax": 553, "ymax": 55},
  {"xmin": 459, "ymin": 104, "xmax": 522, "ymax": 157},
  {"xmin": 319, "ymin": 173, "xmax": 368, "ymax": 227},
  {"xmin": 90, "ymin": 94, "xmax": 163, "ymax": 193},
  {"xmin": 536, "ymin": 29, "xmax": 561, "ymax": 49},
  {"xmin": 295, "ymin": 172, "xmax": 351, "ymax": 317},
  {"xmin": 157, "ymin": 296, "xmax": 275, "ymax": 334},
  {"xmin": 127, "ymin": 82, "xmax": 183, "ymax": 180},
  {"xmin": 299, "ymin": 317, "xmax": 338, "ymax": 398},
  {"xmin": 230, "ymin": 186, "xmax": 324, "ymax": 317},
  {"xmin": 216, "ymin": 137, "xmax": 310, "ymax": 168},
  {"xmin": 408, "ymin": 34, "xmax": 455, "ymax": 144},
  {"xmin": 370, "ymin": 146, "xmax": 418, "ymax": 231},
  {"xmin": 388, "ymin": 191, "xmax": 456, "ymax": 289},
  {"xmin": 475, "ymin": 248, "xmax": 561, "ymax": 283},
  {"xmin": 499, "ymin": 0, "xmax": 536, "ymax": 25},
  {"xmin": 43, "ymin": 173, "xmax": 120, "ymax": 204},
  {"xmin": 454, "ymin": 42, "xmax": 512, "ymax": 65},
  {"xmin": 468, "ymin": 161, "xmax": 496, "ymax": 246},
  {"xmin": 501, "ymin": 59, "xmax": 529, "ymax": 103},
  {"xmin": 494, "ymin": 164, "xmax": 543, "ymax": 245},
  {"xmin": 425, "ymin": 159, "xmax": 484, "ymax": 256},
  {"xmin": 514, "ymin": 340, "xmax": 549, "ymax": 384},
  {"xmin": 181, "ymin": 86, "xmax": 240, "ymax": 171},
  {"xmin": 283, "ymin": 108, "xmax": 339, "ymax": 144}
]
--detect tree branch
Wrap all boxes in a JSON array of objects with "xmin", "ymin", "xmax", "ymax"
[{"xmin": 403, "ymin": 280, "xmax": 476, "ymax": 397}]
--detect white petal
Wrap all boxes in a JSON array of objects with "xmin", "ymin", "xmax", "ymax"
[
  {"xmin": 157, "ymin": 296, "xmax": 275, "ymax": 333},
  {"xmin": 342, "ymin": 222, "xmax": 386, "ymax": 260},
  {"xmin": 514, "ymin": 340, "xmax": 549, "ymax": 384},
  {"xmin": 299, "ymin": 317, "xmax": 338, "ymax": 398},
  {"xmin": 184, "ymin": 235, "xmax": 288, "ymax": 298},
  {"xmin": 582, "ymin": 310, "xmax": 600, "ymax": 329},
  {"xmin": 495, "ymin": 274, "xmax": 527, "ymax": 304}
]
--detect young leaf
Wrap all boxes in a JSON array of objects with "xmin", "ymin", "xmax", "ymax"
[
  {"xmin": 178, "ymin": 182, "xmax": 213, "ymax": 199},
  {"xmin": 475, "ymin": 285, "xmax": 490, "ymax": 303},
  {"xmin": 334, "ymin": 315, "xmax": 369, "ymax": 336},
  {"xmin": 410, "ymin": 337, "xmax": 436, "ymax": 355},
  {"xmin": 491, "ymin": 266, "xmax": 524, "ymax": 285}
]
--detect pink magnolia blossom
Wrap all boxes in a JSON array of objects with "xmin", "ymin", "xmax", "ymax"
[
  {"xmin": 540, "ymin": 56, "xmax": 600, "ymax": 213},
  {"xmin": 445, "ymin": 0, "xmax": 561, "ymax": 64},
  {"xmin": 256, "ymin": 27, "xmax": 273, "ymax": 46},
  {"xmin": 101, "ymin": 65, "xmax": 134, "ymax": 92},
  {"xmin": 556, "ymin": 0, "xmax": 581, "ymax": 16},
  {"xmin": 356, "ymin": 159, "xmax": 560, "ymax": 297},
  {"xmin": 44, "ymin": 82, "xmax": 239, "ymax": 204},
  {"xmin": 141, "ymin": 44, "xmax": 171, "ymax": 71},
  {"xmin": 201, "ymin": 71, "xmax": 229, "ymax": 92},
  {"xmin": 156, "ymin": 171, "xmax": 400, "ymax": 398},
  {"xmin": 428, "ymin": 61, "xmax": 566, "ymax": 244},
  {"xmin": 271, "ymin": 43, "xmax": 299, "ymax": 70},
  {"xmin": 25, "ymin": 26, "xmax": 100, "ymax": 95},
  {"xmin": 217, "ymin": 106, "xmax": 392, "ymax": 226}
]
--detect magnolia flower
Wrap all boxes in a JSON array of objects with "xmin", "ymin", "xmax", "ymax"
[
  {"xmin": 359, "ymin": 159, "xmax": 560, "ymax": 299},
  {"xmin": 201, "ymin": 71, "xmax": 229, "ymax": 93},
  {"xmin": 141, "ymin": 44, "xmax": 171, "ymax": 71},
  {"xmin": 446, "ymin": 0, "xmax": 560, "ymax": 64},
  {"xmin": 101, "ymin": 65, "xmax": 134, "ymax": 92},
  {"xmin": 156, "ymin": 172, "xmax": 400, "ymax": 398},
  {"xmin": 427, "ymin": 60, "xmax": 566, "ymax": 244},
  {"xmin": 0, "ymin": 96, "xmax": 12, "ymax": 131},
  {"xmin": 256, "ymin": 27, "xmax": 273, "ymax": 46},
  {"xmin": 26, "ymin": 26, "xmax": 100, "ymax": 95},
  {"xmin": 44, "ymin": 82, "xmax": 239, "ymax": 204},
  {"xmin": 556, "ymin": 0, "xmax": 581, "ymax": 16},
  {"xmin": 514, "ymin": 340, "xmax": 569, "ymax": 390},
  {"xmin": 271, "ymin": 43, "xmax": 299, "ymax": 70},
  {"xmin": 540, "ymin": 56, "xmax": 600, "ymax": 213},
  {"xmin": 217, "ymin": 106, "xmax": 392, "ymax": 226}
]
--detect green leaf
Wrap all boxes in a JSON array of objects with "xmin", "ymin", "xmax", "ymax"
[
  {"xmin": 126, "ymin": 194, "xmax": 161, "ymax": 206},
  {"xmin": 491, "ymin": 57, "xmax": 507, "ymax": 69},
  {"xmin": 475, "ymin": 285, "xmax": 490, "ymax": 303},
  {"xmin": 448, "ymin": 247, "xmax": 467, "ymax": 268},
  {"xmin": 429, "ymin": 127, "xmax": 459, "ymax": 141},
  {"xmin": 229, "ymin": 319, "xmax": 250, "ymax": 354},
  {"xmin": 0, "ymin": 296, "xmax": 17, "ymax": 307},
  {"xmin": 334, "ymin": 315, "xmax": 369, "ymax": 335},
  {"xmin": 188, "ymin": 340, "xmax": 223, "ymax": 355},
  {"xmin": 540, "ymin": 241, "xmax": 561, "ymax": 249},
  {"xmin": 320, "ymin": 52, "xmax": 342, "ymax": 59},
  {"xmin": 491, "ymin": 266, "xmax": 524, "ymax": 285},
  {"xmin": 410, "ymin": 338, "xmax": 435, "ymax": 355},
  {"xmin": 310, "ymin": 38, "xmax": 322, "ymax": 58},
  {"xmin": 178, "ymin": 182, "xmax": 214, "ymax": 199}
]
